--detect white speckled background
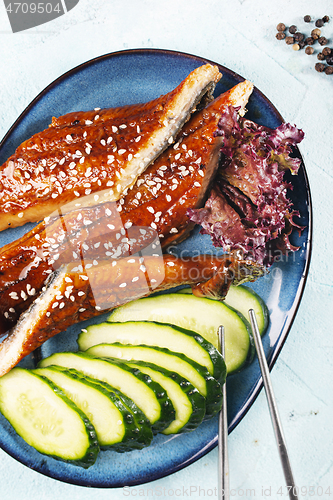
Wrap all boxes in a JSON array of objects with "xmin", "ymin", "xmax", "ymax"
[{"xmin": 0, "ymin": 0, "xmax": 332, "ymax": 498}]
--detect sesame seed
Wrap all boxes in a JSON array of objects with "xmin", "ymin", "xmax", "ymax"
[
  {"xmin": 52, "ymin": 302, "xmax": 59, "ymax": 309},
  {"xmin": 132, "ymin": 276, "xmax": 139, "ymax": 282},
  {"xmin": 147, "ymin": 206, "xmax": 154, "ymax": 213},
  {"xmin": 106, "ymin": 181, "xmax": 114, "ymax": 187},
  {"xmin": 59, "ymin": 158, "xmax": 66, "ymax": 165},
  {"xmin": 119, "ymin": 283, "xmax": 127, "ymax": 288},
  {"xmin": 94, "ymin": 115, "xmax": 100, "ymax": 120},
  {"xmin": 78, "ymin": 291, "xmax": 85, "ymax": 296},
  {"xmin": 112, "ymin": 126, "xmax": 118, "ymax": 133},
  {"xmin": 170, "ymin": 227, "xmax": 178, "ymax": 233},
  {"xmin": 194, "ymin": 181, "xmax": 201, "ymax": 187},
  {"xmin": 79, "ymin": 308, "xmax": 86, "ymax": 312},
  {"xmin": 66, "ymin": 134, "xmax": 73, "ymax": 142},
  {"xmin": 80, "ymin": 275, "xmax": 89, "ymax": 281},
  {"xmin": 59, "ymin": 302, "xmax": 65, "ymax": 309},
  {"xmin": 85, "ymin": 120, "xmax": 93, "ymax": 125},
  {"xmin": 118, "ymin": 149, "xmax": 126, "ymax": 155},
  {"xmin": 135, "ymin": 136, "xmax": 141, "ymax": 142},
  {"xmin": 85, "ymin": 189, "xmax": 91, "ymax": 195},
  {"xmin": 100, "ymin": 139, "xmax": 106, "ymax": 146},
  {"xmin": 175, "ymin": 153, "xmax": 181, "ymax": 160},
  {"xmin": 166, "ymin": 195, "xmax": 171, "ymax": 202},
  {"xmin": 18, "ymin": 212, "xmax": 24, "ymax": 218}
]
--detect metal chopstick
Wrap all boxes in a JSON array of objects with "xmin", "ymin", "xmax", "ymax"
[
  {"xmin": 248, "ymin": 309, "xmax": 299, "ymax": 500},
  {"xmin": 218, "ymin": 325, "xmax": 229, "ymax": 500}
]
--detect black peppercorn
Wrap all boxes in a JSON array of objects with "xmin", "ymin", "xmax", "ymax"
[
  {"xmin": 277, "ymin": 23, "xmax": 286, "ymax": 31},
  {"xmin": 322, "ymin": 15, "xmax": 329, "ymax": 23},
  {"xmin": 318, "ymin": 37, "xmax": 328, "ymax": 46},
  {"xmin": 325, "ymin": 66, "xmax": 333, "ymax": 74},
  {"xmin": 311, "ymin": 28, "xmax": 321, "ymax": 39},
  {"xmin": 315, "ymin": 62, "xmax": 325, "ymax": 72},
  {"xmin": 326, "ymin": 56, "xmax": 333, "ymax": 66},
  {"xmin": 294, "ymin": 32, "xmax": 304, "ymax": 42},
  {"xmin": 298, "ymin": 41, "xmax": 306, "ymax": 49},
  {"xmin": 305, "ymin": 37, "xmax": 315, "ymax": 45},
  {"xmin": 317, "ymin": 52, "xmax": 326, "ymax": 60},
  {"xmin": 315, "ymin": 19, "xmax": 324, "ymax": 28},
  {"xmin": 285, "ymin": 36, "xmax": 295, "ymax": 45},
  {"xmin": 289, "ymin": 25, "xmax": 297, "ymax": 34},
  {"xmin": 304, "ymin": 15, "xmax": 311, "ymax": 23},
  {"xmin": 305, "ymin": 46, "xmax": 314, "ymax": 55},
  {"xmin": 322, "ymin": 47, "xmax": 332, "ymax": 56},
  {"xmin": 276, "ymin": 32, "xmax": 286, "ymax": 40}
]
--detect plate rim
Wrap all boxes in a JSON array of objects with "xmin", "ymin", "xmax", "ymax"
[{"xmin": 0, "ymin": 47, "xmax": 313, "ymax": 487}]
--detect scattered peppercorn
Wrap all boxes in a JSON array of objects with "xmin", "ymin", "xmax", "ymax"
[
  {"xmin": 289, "ymin": 25, "xmax": 297, "ymax": 34},
  {"xmin": 299, "ymin": 41, "xmax": 306, "ymax": 49},
  {"xmin": 322, "ymin": 15, "xmax": 329, "ymax": 23},
  {"xmin": 317, "ymin": 52, "xmax": 326, "ymax": 60},
  {"xmin": 294, "ymin": 32, "xmax": 304, "ymax": 42},
  {"xmin": 292, "ymin": 43, "xmax": 300, "ymax": 51},
  {"xmin": 305, "ymin": 37, "xmax": 315, "ymax": 45},
  {"xmin": 325, "ymin": 66, "xmax": 333, "ymax": 74},
  {"xmin": 277, "ymin": 23, "xmax": 286, "ymax": 31},
  {"xmin": 276, "ymin": 32, "xmax": 286, "ymax": 40},
  {"xmin": 315, "ymin": 62, "xmax": 325, "ymax": 72},
  {"xmin": 322, "ymin": 47, "xmax": 332, "ymax": 56},
  {"xmin": 318, "ymin": 36, "xmax": 328, "ymax": 46},
  {"xmin": 285, "ymin": 36, "xmax": 295, "ymax": 45},
  {"xmin": 315, "ymin": 19, "xmax": 324, "ymax": 28},
  {"xmin": 304, "ymin": 15, "xmax": 311, "ymax": 23},
  {"xmin": 311, "ymin": 28, "xmax": 321, "ymax": 39},
  {"xmin": 326, "ymin": 56, "xmax": 333, "ymax": 65},
  {"xmin": 305, "ymin": 46, "xmax": 314, "ymax": 55}
]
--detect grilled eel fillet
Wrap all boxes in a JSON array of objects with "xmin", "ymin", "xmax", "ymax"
[
  {"xmin": 0, "ymin": 64, "xmax": 221, "ymax": 231},
  {"xmin": 0, "ymin": 80, "xmax": 254, "ymax": 334},
  {"xmin": 0, "ymin": 253, "xmax": 263, "ymax": 376}
]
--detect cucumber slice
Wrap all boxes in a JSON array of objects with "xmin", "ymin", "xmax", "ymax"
[
  {"xmin": 179, "ymin": 285, "xmax": 269, "ymax": 335},
  {"xmin": 108, "ymin": 293, "xmax": 252, "ymax": 374},
  {"xmin": 78, "ymin": 321, "xmax": 226, "ymax": 381},
  {"xmin": 33, "ymin": 366, "xmax": 149, "ymax": 452},
  {"xmin": 224, "ymin": 285, "xmax": 269, "ymax": 335},
  {"xmin": 127, "ymin": 361, "xmax": 206, "ymax": 435},
  {"xmin": 0, "ymin": 367, "xmax": 99, "ymax": 468},
  {"xmin": 38, "ymin": 352, "xmax": 174, "ymax": 433},
  {"xmin": 85, "ymin": 343, "xmax": 222, "ymax": 419}
]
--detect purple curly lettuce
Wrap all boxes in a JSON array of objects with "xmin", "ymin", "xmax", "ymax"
[{"xmin": 188, "ymin": 106, "xmax": 304, "ymax": 266}]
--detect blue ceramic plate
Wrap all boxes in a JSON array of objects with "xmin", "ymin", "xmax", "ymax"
[{"xmin": 0, "ymin": 49, "xmax": 312, "ymax": 487}]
